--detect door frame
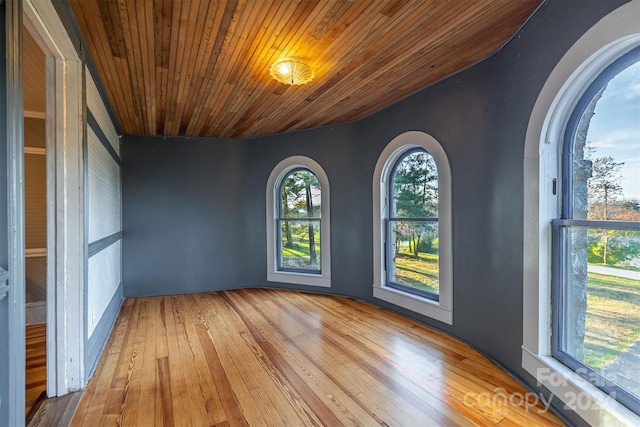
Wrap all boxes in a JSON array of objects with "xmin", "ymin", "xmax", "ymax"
[
  {"xmin": 7, "ymin": 0, "xmax": 85, "ymax": 422},
  {"xmin": 25, "ymin": 0, "xmax": 86, "ymax": 396},
  {"xmin": 6, "ymin": 0, "xmax": 26, "ymax": 423}
]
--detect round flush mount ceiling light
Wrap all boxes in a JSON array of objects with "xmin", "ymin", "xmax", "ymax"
[{"xmin": 269, "ymin": 58, "xmax": 314, "ymax": 86}]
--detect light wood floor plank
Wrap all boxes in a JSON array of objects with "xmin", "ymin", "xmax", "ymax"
[
  {"xmin": 225, "ymin": 298, "xmax": 337, "ymax": 426},
  {"xmin": 156, "ymin": 297, "xmax": 195, "ymax": 426},
  {"xmin": 176, "ymin": 294, "xmax": 228, "ymax": 425},
  {"xmin": 215, "ymin": 293, "xmax": 302, "ymax": 426},
  {"xmin": 232, "ymin": 290, "xmax": 382, "ymax": 426},
  {"xmin": 252, "ymin": 291, "xmax": 453, "ymax": 424},
  {"xmin": 73, "ymin": 289, "xmax": 564, "ymax": 426},
  {"xmin": 25, "ymin": 323, "xmax": 47, "ymax": 416}
]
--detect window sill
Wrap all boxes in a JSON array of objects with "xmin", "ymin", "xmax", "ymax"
[
  {"xmin": 267, "ymin": 271, "xmax": 331, "ymax": 288},
  {"xmin": 522, "ymin": 346, "xmax": 640, "ymax": 426},
  {"xmin": 373, "ymin": 284, "xmax": 452, "ymax": 325}
]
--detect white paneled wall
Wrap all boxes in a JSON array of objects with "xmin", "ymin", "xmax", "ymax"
[
  {"xmin": 86, "ymin": 66, "xmax": 122, "ymax": 340},
  {"xmin": 88, "ymin": 127, "xmax": 121, "ymax": 242},
  {"xmin": 87, "ymin": 241, "xmax": 121, "ymax": 336},
  {"xmin": 86, "ymin": 69, "xmax": 119, "ymax": 156}
]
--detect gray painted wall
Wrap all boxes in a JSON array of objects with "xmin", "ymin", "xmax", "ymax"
[
  {"xmin": 1, "ymin": 2, "xmax": 9, "ymax": 422},
  {"xmin": 122, "ymin": 1, "xmax": 628, "ymax": 425},
  {"xmin": 123, "ymin": 136, "xmax": 251, "ymax": 294}
]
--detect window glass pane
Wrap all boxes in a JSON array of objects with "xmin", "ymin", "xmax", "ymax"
[
  {"xmin": 392, "ymin": 150, "xmax": 438, "ymax": 218},
  {"xmin": 388, "ymin": 149, "xmax": 440, "ymax": 299},
  {"xmin": 279, "ymin": 219, "xmax": 321, "ymax": 271},
  {"xmin": 389, "ymin": 220, "xmax": 439, "ymax": 295},
  {"xmin": 572, "ymin": 61, "xmax": 640, "ymax": 220},
  {"xmin": 559, "ymin": 56, "xmax": 640, "ymax": 415},
  {"xmin": 560, "ymin": 226, "xmax": 640, "ymax": 401},
  {"xmin": 281, "ymin": 169, "xmax": 321, "ymax": 219}
]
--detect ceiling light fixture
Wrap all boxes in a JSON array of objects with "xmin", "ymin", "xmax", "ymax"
[{"xmin": 269, "ymin": 58, "xmax": 314, "ymax": 86}]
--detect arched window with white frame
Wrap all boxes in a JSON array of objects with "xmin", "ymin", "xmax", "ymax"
[
  {"xmin": 373, "ymin": 131, "xmax": 453, "ymax": 325},
  {"xmin": 387, "ymin": 148, "xmax": 440, "ymax": 300},
  {"xmin": 266, "ymin": 156, "xmax": 331, "ymax": 287},
  {"xmin": 523, "ymin": 2, "xmax": 640, "ymax": 424},
  {"xmin": 553, "ymin": 47, "xmax": 640, "ymax": 417},
  {"xmin": 277, "ymin": 168, "xmax": 322, "ymax": 273}
]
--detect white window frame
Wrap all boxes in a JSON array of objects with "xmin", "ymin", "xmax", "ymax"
[
  {"xmin": 266, "ymin": 156, "xmax": 331, "ymax": 287},
  {"xmin": 523, "ymin": 1, "xmax": 640, "ymax": 425},
  {"xmin": 373, "ymin": 131, "xmax": 453, "ymax": 325}
]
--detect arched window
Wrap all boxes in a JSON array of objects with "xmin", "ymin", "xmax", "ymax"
[
  {"xmin": 373, "ymin": 132, "xmax": 452, "ymax": 324},
  {"xmin": 522, "ymin": 2, "xmax": 640, "ymax": 423},
  {"xmin": 266, "ymin": 156, "xmax": 331, "ymax": 287},
  {"xmin": 387, "ymin": 149, "xmax": 440, "ymax": 300},
  {"xmin": 277, "ymin": 168, "xmax": 322, "ymax": 273},
  {"xmin": 553, "ymin": 48, "xmax": 640, "ymax": 416}
]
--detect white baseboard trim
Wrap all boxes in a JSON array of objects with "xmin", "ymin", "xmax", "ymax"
[{"xmin": 26, "ymin": 301, "xmax": 46, "ymax": 325}]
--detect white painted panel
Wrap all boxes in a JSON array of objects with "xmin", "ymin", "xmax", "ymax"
[
  {"xmin": 87, "ymin": 241, "xmax": 121, "ymax": 338},
  {"xmin": 88, "ymin": 127, "xmax": 121, "ymax": 242},
  {"xmin": 86, "ymin": 66, "xmax": 119, "ymax": 155}
]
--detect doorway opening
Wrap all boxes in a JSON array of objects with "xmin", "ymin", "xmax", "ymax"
[
  {"xmin": 5, "ymin": 1, "xmax": 86, "ymax": 423},
  {"xmin": 23, "ymin": 23, "xmax": 48, "ymax": 415}
]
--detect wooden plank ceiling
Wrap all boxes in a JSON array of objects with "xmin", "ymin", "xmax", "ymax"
[{"xmin": 70, "ymin": 0, "xmax": 542, "ymax": 138}]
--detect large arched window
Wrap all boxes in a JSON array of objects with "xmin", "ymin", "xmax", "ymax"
[
  {"xmin": 523, "ymin": 2, "xmax": 640, "ymax": 424},
  {"xmin": 277, "ymin": 168, "xmax": 322, "ymax": 273},
  {"xmin": 373, "ymin": 132, "xmax": 452, "ymax": 324},
  {"xmin": 266, "ymin": 156, "xmax": 331, "ymax": 287},
  {"xmin": 387, "ymin": 148, "xmax": 440, "ymax": 301},
  {"xmin": 553, "ymin": 48, "xmax": 640, "ymax": 416}
]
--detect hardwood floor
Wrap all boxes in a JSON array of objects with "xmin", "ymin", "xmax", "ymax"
[
  {"xmin": 26, "ymin": 323, "xmax": 47, "ymax": 416},
  {"xmin": 27, "ymin": 392, "xmax": 83, "ymax": 427},
  {"xmin": 72, "ymin": 289, "xmax": 564, "ymax": 426}
]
